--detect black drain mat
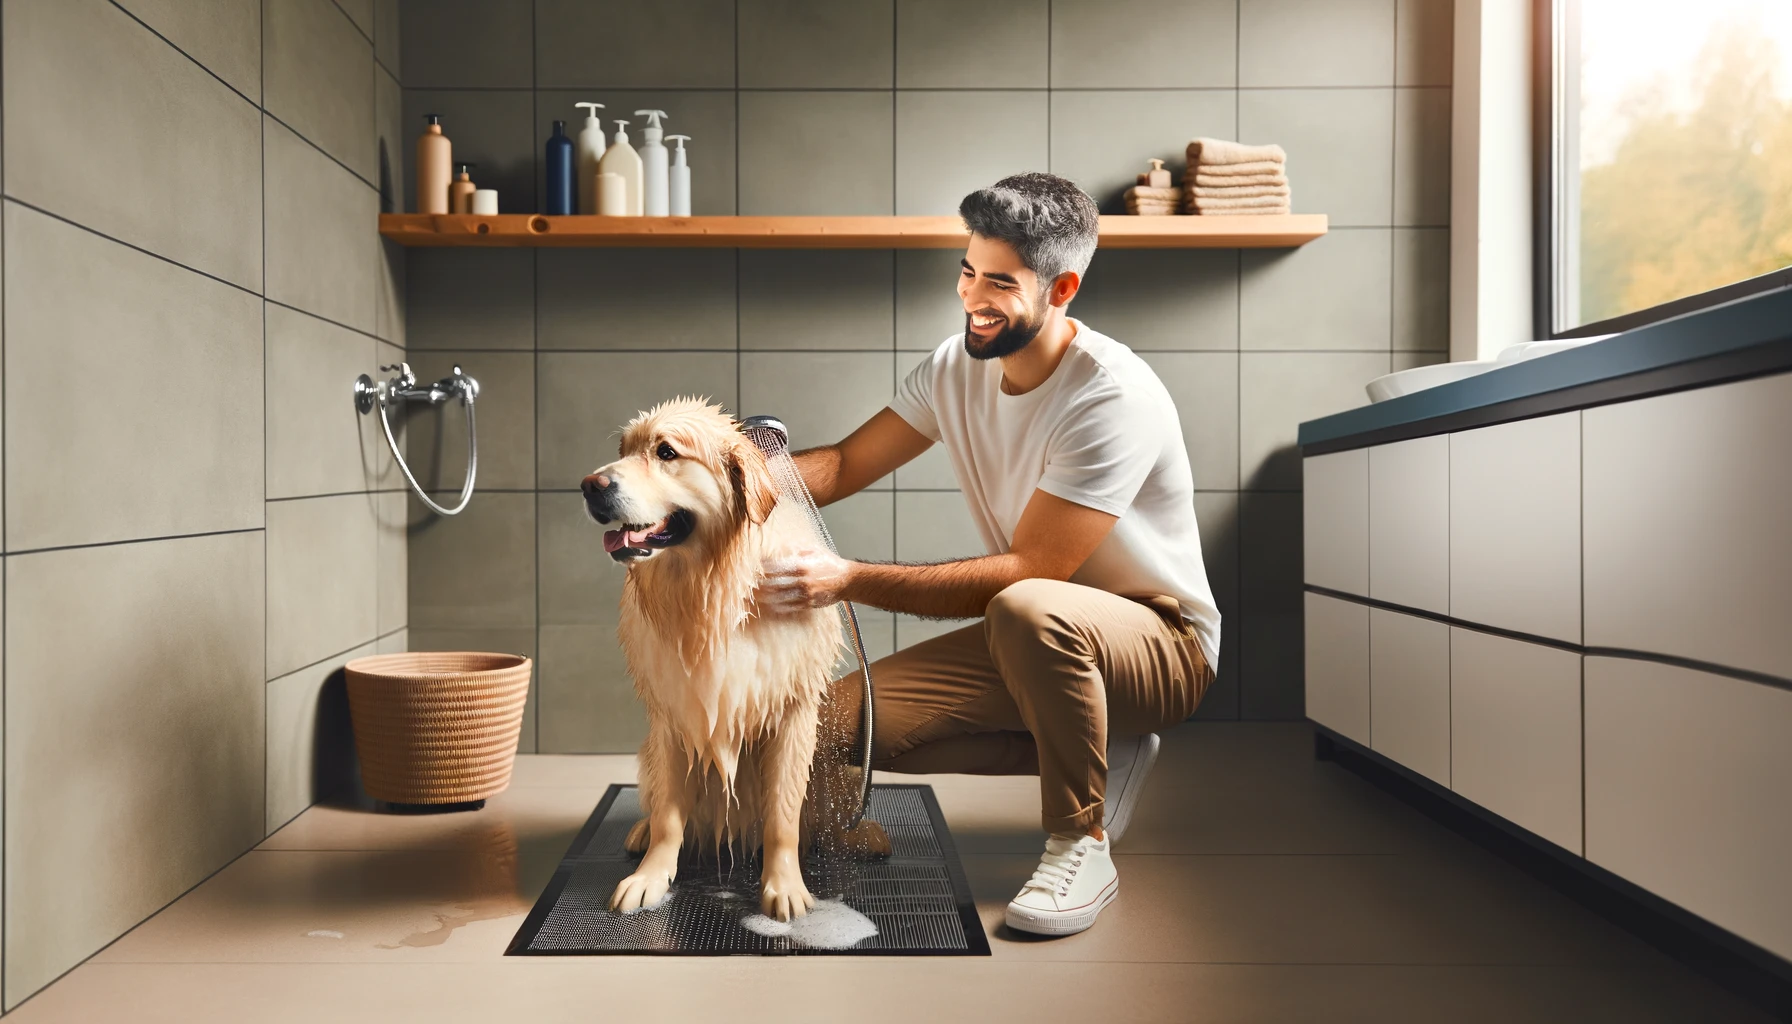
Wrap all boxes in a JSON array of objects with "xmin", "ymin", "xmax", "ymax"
[{"xmin": 508, "ymin": 784, "xmax": 990, "ymax": 956}]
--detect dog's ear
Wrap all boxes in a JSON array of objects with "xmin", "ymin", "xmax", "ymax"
[{"xmin": 727, "ymin": 442, "xmax": 780, "ymax": 526}]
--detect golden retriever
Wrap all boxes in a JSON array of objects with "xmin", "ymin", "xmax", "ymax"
[{"xmin": 582, "ymin": 397, "xmax": 886, "ymax": 922}]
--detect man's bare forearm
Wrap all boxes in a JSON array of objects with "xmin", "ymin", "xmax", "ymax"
[
  {"xmin": 843, "ymin": 554, "xmax": 1037, "ymax": 619},
  {"xmin": 790, "ymin": 445, "xmax": 844, "ymax": 507}
]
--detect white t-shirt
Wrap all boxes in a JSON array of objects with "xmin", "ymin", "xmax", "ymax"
[{"xmin": 889, "ymin": 320, "xmax": 1221, "ymax": 667}]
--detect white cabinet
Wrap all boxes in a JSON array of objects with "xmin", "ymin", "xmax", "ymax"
[
  {"xmin": 1303, "ymin": 449, "xmax": 1368, "ymax": 595},
  {"xmin": 1369, "ymin": 435, "xmax": 1449, "ymax": 614},
  {"xmin": 1584, "ymin": 657, "xmax": 1792, "ymax": 961},
  {"xmin": 1369, "ymin": 609, "xmax": 1450, "ymax": 786},
  {"xmin": 1584, "ymin": 372, "xmax": 1792, "ymax": 680},
  {"xmin": 1450, "ymin": 412, "xmax": 1581, "ymax": 643},
  {"xmin": 1305, "ymin": 592, "xmax": 1370, "ymax": 744},
  {"xmin": 1450, "ymin": 628, "xmax": 1583, "ymax": 853}
]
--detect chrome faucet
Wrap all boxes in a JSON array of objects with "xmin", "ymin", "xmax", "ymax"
[{"xmin": 354, "ymin": 362, "xmax": 479, "ymax": 413}]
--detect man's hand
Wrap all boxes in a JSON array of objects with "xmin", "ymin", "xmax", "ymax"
[{"xmin": 756, "ymin": 548, "xmax": 855, "ymax": 616}]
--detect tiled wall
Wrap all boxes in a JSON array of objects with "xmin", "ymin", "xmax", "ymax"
[
  {"xmin": 400, "ymin": 0, "xmax": 1452, "ymax": 753},
  {"xmin": 0, "ymin": 0, "xmax": 405, "ymax": 1008}
]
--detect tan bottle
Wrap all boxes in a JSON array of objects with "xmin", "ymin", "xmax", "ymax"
[
  {"xmin": 416, "ymin": 114, "xmax": 452, "ymax": 214},
  {"xmin": 448, "ymin": 163, "xmax": 477, "ymax": 213}
]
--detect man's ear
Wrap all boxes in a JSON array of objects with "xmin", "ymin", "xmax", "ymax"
[
  {"xmin": 727, "ymin": 443, "xmax": 780, "ymax": 526},
  {"xmin": 1047, "ymin": 270, "xmax": 1081, "ymax": 307}
]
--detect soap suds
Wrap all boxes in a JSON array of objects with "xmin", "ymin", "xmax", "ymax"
[
  {"xmin": 305, "ymin": 929, "xmax": 345, "ymax": 939},
  {"xmin": 739, "ymin": 899, "xmax": 877, "ymax": 949}
]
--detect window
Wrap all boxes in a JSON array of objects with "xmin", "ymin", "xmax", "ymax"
[{"xmin": 1542, "ymin": 0, "xmax": 1792, "ymax": 336}]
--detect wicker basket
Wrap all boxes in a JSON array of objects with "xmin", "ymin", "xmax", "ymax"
[{"xmin": 344, "ymin": 651, "xmax": 532, "ymax": 806}]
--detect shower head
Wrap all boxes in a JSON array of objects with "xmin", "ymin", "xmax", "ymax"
[{"xmin": 739, "ymin": 414, "xmax": 789, "ymax": 457}]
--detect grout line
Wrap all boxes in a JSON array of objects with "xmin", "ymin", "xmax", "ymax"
[
  {"xmin": 328, "ymin": 0, "xmax": 375, "ymax": 47},
  {"xmin": 1, "ymin": 13, "xmax": 8, "ymax": 1001},
  {"xmin": 531, "ymin": 0, "xmax": 541, "ymax": 756},
  {"xmin": 6, "ymin": 527, "xmax": 265, "ymax": 561},
  {"xmin": 106, "ymin": 0, "xmax": 261, "ymax": 110}
]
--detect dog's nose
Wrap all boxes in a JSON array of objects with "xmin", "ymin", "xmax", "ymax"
[{"xmin": 582, "ymin": 473, "xmax": 611, "ymax": 497}]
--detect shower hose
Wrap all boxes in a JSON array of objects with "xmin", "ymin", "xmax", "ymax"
[
  {"xmin": 356, "ymin": 365, "xmax": 479, "ymax": 517},
  {"xmin": 381, "ymin": 396, "xmax": 477, "ymax": 516}
]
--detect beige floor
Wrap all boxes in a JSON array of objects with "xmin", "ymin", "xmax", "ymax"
[{"xmin": 6, "ymin": 723, "xmax": 1771, "ymax": 1023}]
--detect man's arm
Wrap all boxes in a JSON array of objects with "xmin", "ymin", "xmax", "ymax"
[{"xmin": 790, "ymin": 407, "xmax": 934, "ymax": 507}]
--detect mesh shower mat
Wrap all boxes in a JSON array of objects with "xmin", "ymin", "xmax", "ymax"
[{"xmin": 507, "ymin": 784, "xmax": 990, "ymax": 956}]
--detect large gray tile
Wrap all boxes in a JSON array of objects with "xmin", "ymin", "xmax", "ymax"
[
  {"xmin": 406, "ymin": 248, "xmax": 535, "ymax": 350},
  {"xmin": 265, "ymin": 117, "xmax": 380, "ymax": 333},
  {"xmin": 898, "ymin": 0, "xmax": 1048, "ymax": 88},
  {"xmin": 376, "ymin": 238, "xmax": 407, "ymax": 346},
  {"xmin": 376, "ymin": 65, "xmax": 405, "ymax": 213},
  {"xmin": 115, "ymin": 0, "xmax": 261, "ymax": 99},
  {"xmin": 1239, "ymin": 88, "xmax": 1394, "ymax": 227},
  {"xmin": 1239, "ymin": 490, "xmax": 1303, "ymax": 719},
  {"xmin": 267, "ymin": 494, "xmax": 381, "ymax": 678},
  {"xmin": 407, "ymin": 627, "xmax": 538, "ymax": 753},
  {"xmin": 402, "ymin": 89, "xmax": 535, "ymax": 217},
  {"xmin": 538, "ymin": 624, "xmax": 646, "ymax": 754},
  {"xmin": 1239, "ymin": 0, "xmax": 1396, "ymax": 87},
  {"xmin": 897, "ymin": 249, "xmax": 971, "ymax": 351},
  {"xmin": 1395, "ymin": 87, "xmax": 1451, "ymax": 225},
  {"xmin": 3, "ymin": 204, "xmax": 262, "ymax": 552},
  {"xmin": 740, "ymin": 0, "xmax": 892, "ymax": 88},
  {"xmin": 1394, "ymin": 227, "xmax": 1449, "ymax": 351},
  {"xmin": 535, "ymin": 89, "xmax": 738, "ymax": 215},
  {"xmin": 335, "ymin": 0, "xmax": 373, "ymax": 36},
  {"xmin": 897, "ymin": 91, "xmax": 1050, "ymax": 215},
  {"xmin": 4, "ymin": 532, "xmax": 264, "ymax": 1003},
  {"xmin": 538, "ymin": 249, "xmax": 736, "ymax": 350},
  {"xmin": 1072, "ymin": 249, "xmax": 1238, "ymax": 350},
  {"xmin": 376, "ymin": 628, "xmax": 408, "ymax": 654},
  {"xmin": 538, "ymin": 491, "xmax": 622, "ymax": 626},
  {"xmin": 1397, "ymin": 0, "xmax": 1452, "ymax": 86},
  {"xmin": 1050, "ymin": 0, "xmax": 1236, "ymax": 88},
  {"xmin": 1191, "ymin": 491, "xmax": 1240, "ymax": 719},
  {"xmin": 825, "ymin": 490, "xmax": 896, "ymax": 563},
  {"xmin": 4, "ymin": 0, "xmax": 262, "ymax": 290},
  {"xmin": 399, "ymin": 0, "xmax": 531, "ymax": 87},
  {"xmin": 265, "ymin": 0, "xmax": 375, "ymax": 181},
  {"xmin": 1239, "ymin": 352, "xmax": 1388, "ymax": 490},
  {"xmin": 893, "ymin": 350, "xmax": 959, "ymax": 489},
  {"xmin": 896, "ymin": 490, "xmax": 984, "ymax": 563},
  {"xmin": 535, "ymin": 0, "xmax": 735, "ymax": 88},
  {"xmin": 408, "ymin": 491, "xmax": 536, "ymax": 630},
  {"xmin": 741, "ymin": 352, "xmax": 895, "ymax": 478},
  {"xmin": 846, "ymin": 610, "xmax": 897, "ymax": 667},
  {"xmin": 1050, "ymin": 90, "xmax": 1236, "ymax": 213},
  {"xmin": 739, "ymin": 92, "xmax": 894, "ymax": 215},
  {"xmin": 896, "ymin": 613, "xmax": 976, "ymax": 650},
  {"xmin": 372, "ymin": 341, "xmax": 407, "ymax": 491},
  {"xmin": 1392, "ymin": 349, "xmax": 1447, "ymax": 372},
  {"xmin": 265, "ymin": 640, "xmax": 377, "ymax": 834},
  {"xmin": 1137, "ymin": 353, "xmax": 1239, "ymax": 491},
  {"xmin": 376, "ymin": 490, "xmax": 408, "ymax": 635},
  {"xmin": 374, "ymin": 0, "xmax": 399, "ymax": 74},
  {"xmin": 265, "ymin": 303, "xmax": 379, "ymax": 500},
  {"xmin": 536, "ymin": 352, "xmax": 739, "ymax": 489},
  {"xmin": 1241, "ymin": 229, "xmax": 1393, "ymax": 351},
  {"xmin": 403, "ymin": 351, "xmax": 535, "ymax": 491},
  {"xmin": 740, "ymin": 251, "xmax": 894, "ymax": 350}
]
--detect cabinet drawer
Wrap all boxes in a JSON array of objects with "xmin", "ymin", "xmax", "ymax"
[
  {"xmin": 1303, "ymin": 449, "xmax": 1368, "ymax": 595},
  {"xmin": 1305, "ymin": 592, "xmax": 1369, "ymax": 744},
  {"xmin": 1450, "ymin": 629, "xmax": 1582, "ymax": 853},
  {"xmin": 1369, "ymin": 435, "xmax": 1449, "ymax": 613},
  {"xmin": 1370, "ymin": 608, "xmax": 1450, "ymax": 786}
]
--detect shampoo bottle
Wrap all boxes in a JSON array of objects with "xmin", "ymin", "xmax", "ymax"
[
  {"xmin": 449, "ymin": 163, "xmax": 477, "ymax": 213},
  {"xmin": 634, "ymin": 109, "xmax": 670, "ymax": 216},
  {"xmin": 574, "ymin": 102, "xmax": 606, "ymax": 214},
  {"xmin": 415, "ymin": 114, "xmax": 452, "ymax": 214},
  {"xmin": 544, "ymin": 120, "xmax": 574, "ymax": 215},
  {"xmin": 666, "ymin": 135, "xmax": 692, "ymax": 216},
  {"xmin": 599, "ymin": 119, "xmax": 643, "ymax": 216}
]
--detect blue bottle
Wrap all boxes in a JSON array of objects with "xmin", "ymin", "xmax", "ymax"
[{"xmin": 545, "ymin": 119, "xmax": 574, "ymax": 215}]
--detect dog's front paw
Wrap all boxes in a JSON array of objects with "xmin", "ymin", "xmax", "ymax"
[
  {"xmin": 759, "ymin": 860, "xmax": 815, "ymax": 922},
  {"xmin": 609, "ymin": 862, "xmax": 675, "ymax": 915}
]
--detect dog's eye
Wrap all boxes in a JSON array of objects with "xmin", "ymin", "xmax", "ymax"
[{"xmin": 656, "ymin": 442, "xmax": 678, "ymax": 462}]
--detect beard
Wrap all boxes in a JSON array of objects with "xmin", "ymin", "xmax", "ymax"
[{"xmin": 963, "ymin": 292, "xmax": 1048, "ymax": 361}]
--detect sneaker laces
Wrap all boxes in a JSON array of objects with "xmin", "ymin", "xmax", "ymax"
[{"xmin": 1021, "ymin": 835, "xmax": 1090, "ymax": 896}]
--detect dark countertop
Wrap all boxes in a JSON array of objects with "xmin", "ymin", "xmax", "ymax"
[{"xmin": 1298, "ymin": 285, "xmax": 1792, "ymax": 455}]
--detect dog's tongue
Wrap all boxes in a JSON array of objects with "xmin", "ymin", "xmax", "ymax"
[{"xmin": 603, "ymin": 519, "xmax": 665, "ymax": 553}]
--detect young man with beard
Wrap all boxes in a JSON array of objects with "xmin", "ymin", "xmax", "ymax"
[{"xmin": 754, "ymin": 172, "xmax": 1219, "ymax": 937}]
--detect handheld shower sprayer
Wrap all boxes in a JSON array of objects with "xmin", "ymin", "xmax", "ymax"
[{"xmin": 355, "ymin": 362, "xmax": 480, "ymax": 516}]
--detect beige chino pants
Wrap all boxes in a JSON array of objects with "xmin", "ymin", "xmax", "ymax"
[{"xmin": 824, "ymin": 578, "xmax": 1213, "ymax": 836}]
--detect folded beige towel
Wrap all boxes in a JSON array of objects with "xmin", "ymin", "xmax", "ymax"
[
  {"xmin": 1188, "ymin": 137, "xmax": 1286, "ymax": 166},
  {"xmin": 1191, "ymin": 160, "xmax": 1287, "ymax": 178},
  {"xmin": 1193, "ymin": 201, "xmax": 1292, "ymax": 215},
  {"xmin": 1191, "ymin": 184, "xmax": 1290, "ymax": 199},
  {"xmin": 1193, "ymin": 171, "xmax": 1287, "ymax": 188},
  {"xmin": 1192, "ymin": 205, "xmax": 1291, "ymax": 216},
  {"xmin": 1126, "ymin": 185, "xmax": 1183, "ymax": 202}
]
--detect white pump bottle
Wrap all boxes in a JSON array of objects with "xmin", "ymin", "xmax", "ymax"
[
  {"xmin": 634, "ymin": 109, "xmax": 670, "ymax": 216},
  {"xmin": 599, "ymin": 119, "xmax": 643, "ymax": 216},
  {"xmin": 665, "ymin": 135, "xmax": 692, "ymax": 216},
  {"xmin": 573, "ymin": 102, "xmax": 606, "ymax": 215}
]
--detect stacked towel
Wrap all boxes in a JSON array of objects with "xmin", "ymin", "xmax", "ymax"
[
  {"xmin": 1182, "ymin": 138, "xmax": 1291, "ymax": 215},
  {"xmin": 1124, "ymin": 185, "xmax": 1183, "ymax": 215}
]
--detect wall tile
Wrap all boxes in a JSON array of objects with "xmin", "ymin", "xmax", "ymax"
[
  {"xmin": 896, "ymin": 490, "xmax": 983, "ymax": 563},
  {"xmin": 1239, "ymin": 352, "xmax": 1388, "ymax": 490},
  {"xmin": 376, "ymin": 490, "xmax": 408, "ymax": 635},
  {"xmin": 740, "ymin": 251, "xmax": 894, "ymax": 350},
  {"xmin": 376, "ymin": 239, "xmax": 407, "ymax": 346},
  {"xmin": 1393, "ymin": 227, "xmax": 1449, "ymax": 350},
  {"xmin": 1241, "ymin": 229, "xmax": 1392, "ymax": 352},
  {"xmin": 536, "ymin": 352, "xmax": 739, "ymax": 489},
  {"xmin": 1238, "ymin": 490, "xmax": 1302, "ymax": 718},
  {"xmin": 265, "ymin": 117, "xmax": 380, "ymax": 333},
  {"xmin": 893, "ymin": 350, "xmax": 959, "ymax": 490},
  {"xmin": 5, "ymin": 532, "xmax": 264, "ymax": 1002},
  {"xmin": 372, "ymin": 341, "xmax": 406, "ymax": 492},
  {"xmin": 1239, "ymin": 0, "xmax": 1396, "ymax": 88},
  {"xmin": 1396, "ymin": 0, "xmax": 1453, "ymax": 86},
  {"xmin": 740, "ymin": 0, "xmax": 893, "ymax": 88},
  {"xmin": 897, "ymin": 249, "xmax": 970, "ymax": 351},
  {"xmin": 403, "ymin": 351, "xmax": 535, "ymax": 491},
  {"xmin": 538, "ymin": 490, "xmax": 623, "ymax": 626},
  {"xmin": 4, "ymin": 0, "xmax": 262, "ymax": 290},
  {"xmin": 115, "ymin": 0, "xmax": 261, "ymax": 100},
  {"xmin": 1074, "ymin": 249, "xmax": 1239, "ymax": 350},
  {"xmin": 896, "ymin": 614, "xmax": 976, "ymax": 651},
  {"xmin": 1395, "ymin": 87, "xmax": 1451, "ymax": 225},
  {"xmin": 401, "ymin": 89, "xmax": 535, "ymax": 217},
  {"xmin": 898, "ymin": 0, "xmax": 1047, "ymax": 87},
  {"xmin": 1050, "ymin": 0, "xmax": 1236, "ymax": 88},
  {"xmin": 374, "ymin": 0, "xmax": 400, "ymax": 75},
  {"xmin": 265, "ymin": 303, "xmax": 379, "ymax": 500},
  {"xmin": 399, "ymin": 0, "xmax": 531, "ymax": 87},
  {"xmin": 539, "ymin": 249, "xmax": 736, "ymax": 350},
  {"xmin": 846, "ymin": 611, "xmax": 897, "ymax": 667},
  {"xmin": 406, "ymin": 248, "xmax": 535, "ymax": 350},
  {"xmin": 1238, "ymin": 88, "xmax": 1394, "ymax": 227},
  {"xmin": 408, "ymin": 491, "xmax": 537, "ymax": 630},
  {"xmin": 535, "ymin": 0, "xmax": 735, "ymax": 89},
  {"xmin": 267, "ymin": 494, "xmax": 381, "ymax": 678},
  {"xmin": 265, "ymin": 0, "xmax": 376, "ymax": 182},
  {"xmin": 739, "ymin": 92, "xmax": 895, "ymax": 215},
  {"xmin": 4, "ymin": 204, "xmax": 263, "ymax": 552},
  {"xmin": 265, "ymin": 640, "xmax": 376, "ymax": 834},
  {"xmin": 896, "ymin": 91, "xmax": 1050, "ymax": 215},
  {"xmin": 535, "ymin": 89, "xmax": 738, "ymax": 215},
  {"xmin": 741, "ymin": 352, "xmax": 895, "ymax": 483},
  {"xmin": 376, "ymin": 66, "xmax": 405, "ymax": 213},
  {"xmin": 1137, "ymin": 353, "xmax": 1239, "ymax": 491},
  {"xmin": 1050, "ymin": 90, "xmax": 1236, "ymax": 213},
  {"xmin": 1189, "ymin": 490, "xmax": 1240, "ymax": 719},
  {"xmin": 408, "ymin": 627, "xmax": 538, "ymax": 753},
  {"xmin": 377, "ymin": 628, "xmax": 408, "ymax": 654},
  {"xmin": 826, "ymin": 490, "xmax": 896, "ymax": 563},
  {"xmin": 1391, "ymin": 350, "xmax": 1447, "ymax": 372},
  {"xmin": 337, "ymin": 0, "xmax": 374, "ymax": 35},
  {"xmin": 538, "ymin": 625, "xmax": 647, "ymax": 754}
]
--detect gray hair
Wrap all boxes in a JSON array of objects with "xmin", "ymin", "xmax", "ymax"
[{"xmin": 958, "ymin": 173, "xmax": 1099, "ymax": 285}]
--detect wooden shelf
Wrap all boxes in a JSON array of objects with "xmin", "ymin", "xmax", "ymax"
[{"xmin": 378, "ymin": 213, "xmax": 1328, "ymax": 249}]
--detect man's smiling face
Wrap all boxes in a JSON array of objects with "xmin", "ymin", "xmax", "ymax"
[{"xmin": 958, "ymin": 233, "xmax": 1050, "ymax": 361}]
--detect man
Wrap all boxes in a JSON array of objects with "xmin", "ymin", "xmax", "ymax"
[{"xmin": 755, "ymin": 172, "xmax": 1219, "ymax": 937}]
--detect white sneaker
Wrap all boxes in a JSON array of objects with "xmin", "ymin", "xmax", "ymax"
[
  {"xmin": 1004, "ymin": 833, "xmax": 1118, "ymax": 936},
  {"xmin": 1102, "ymin": 731, "xmax": 1160, "ymax": 846}
]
